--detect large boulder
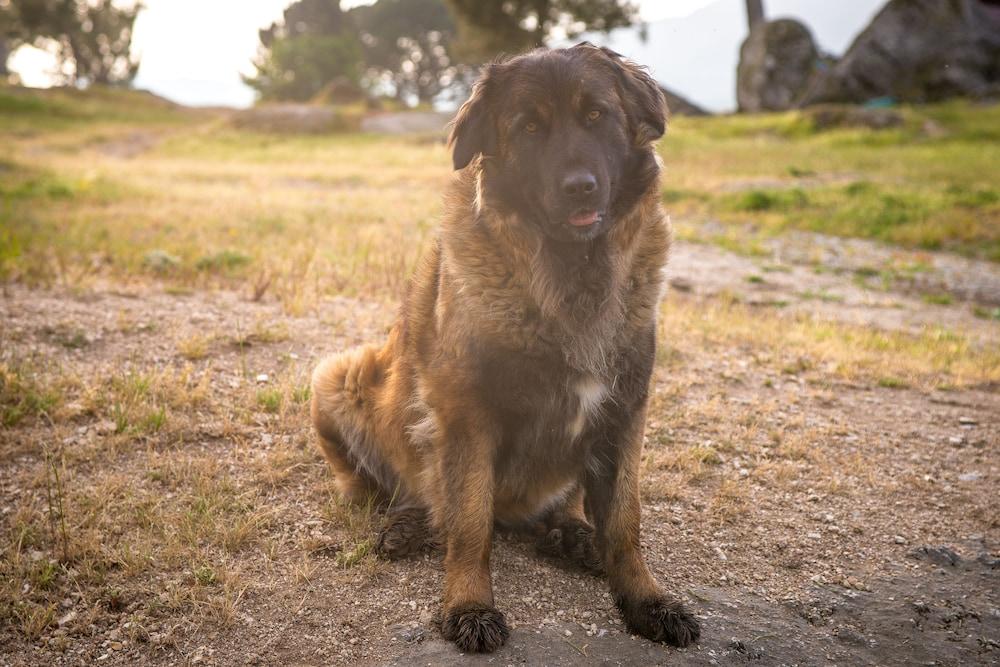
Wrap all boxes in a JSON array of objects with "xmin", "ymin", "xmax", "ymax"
[
  {"xmin": 736, "ymin": 18, "xmax": 822, "ymax": 112},
  {"xmin": 800, "ymin": 0, "xmax": 1000, "ymax": 105},
  {"xmin": 660, "ymin": 86, "xmax": 709, "ymax": 116}
]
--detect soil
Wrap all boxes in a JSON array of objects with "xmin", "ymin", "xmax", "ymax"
[{"xmin": 1, "ymin": 235, "xmax": 998, "ymax": 666}]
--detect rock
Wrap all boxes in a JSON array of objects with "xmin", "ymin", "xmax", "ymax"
[
  {"xmin": 957, "ymin": 471, "xmax": 982, "ymax": 482},
  {"xmin": 806, "ymin": 105, "xmax": 904, "ymax": 131},
  {"xmin": 143, "ymin": 250, "xmax": 180, "ymax": 273},
  {"xmin": 57, "ymin": 610, "xmax": 77, "ymax": 627},
  {"xmin": 908, "ymin": 545, "xmax": 961, "ymax": 567},
  {"xmin": 659, "ymin": 86, "xmax": 709, "ymax": 116},
  {"xmin": 737, "ymin": 19, "xmax": 823, "ymax": 112},
  {"xmin": 231, "ymin": 104, "xmax": 361, "ymax": 134},
  {"xmin": 800, "ymin": 0, "xmax": 1000, "ymax": 106},
  {"xmin": 893, "ymin": 535, "xmax": 907, "ymax": 544},
  {"xmin": 958, "ymin": 416, "xmax": 978, "ymax": 425}
]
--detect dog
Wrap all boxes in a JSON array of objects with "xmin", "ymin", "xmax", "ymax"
[{"xmin": 311, "ymin": 42, "xmax": 700, "ymax": 653}]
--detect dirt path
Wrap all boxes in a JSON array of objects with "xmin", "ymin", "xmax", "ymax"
[{"xmin": 2, "ymin": 237, "xmax": 997, "ymax": 666}]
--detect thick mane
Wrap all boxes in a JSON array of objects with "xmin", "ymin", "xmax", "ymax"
[{"xmin": 438, "ymin": 163, "xmax": 668, "ymax": 377}]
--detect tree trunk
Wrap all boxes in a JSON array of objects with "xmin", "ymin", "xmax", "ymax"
[
  {"xmin": 0, "ymin": 37, "xmax": 9, "ymax": 77},
  {"xmin": 746, "ymin": 0, "xmax": 765, "ymax": 30}
]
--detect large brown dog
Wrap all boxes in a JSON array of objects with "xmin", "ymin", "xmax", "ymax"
[{"xmin": 311, "ymin": 43, "xmax": 700, "ymax": 653}]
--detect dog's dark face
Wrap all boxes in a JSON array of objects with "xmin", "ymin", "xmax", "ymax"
[{"xmin": 450, "ymin": 43, "xmax": 667, "ymax": 243}]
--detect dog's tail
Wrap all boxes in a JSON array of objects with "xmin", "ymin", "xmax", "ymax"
[{"xmin": 311, "ymin": 344, "xmax": 393, "ymax": 503}]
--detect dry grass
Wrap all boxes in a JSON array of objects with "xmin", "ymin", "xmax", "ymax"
[
  {"xmin": 660, "ymin": 293, "xmax": 1000, "ymax": 390},
  {"xmin": 2, "ymin": 86, "xmax": 998, "ymax": 662}
]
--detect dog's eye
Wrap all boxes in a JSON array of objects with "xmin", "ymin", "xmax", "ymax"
[
  {"xmin": 587, "ymin": 109, "xmax": 602, "ymax": 122},
  {"xmin": 524, "ymin": 121, "xmax": 539, "ymax": 134}
]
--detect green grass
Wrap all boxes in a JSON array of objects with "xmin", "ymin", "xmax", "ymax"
[
  {"xmin": 663, "ymin": 101, "xmax": 1000, "ymax": 261},
  {"xmin": 1, "ymin": 86, "xmax": 998, "ymax": 303}
]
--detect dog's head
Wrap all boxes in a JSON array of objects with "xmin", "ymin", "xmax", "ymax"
[{"xmin": 449, "ymin": 43, "xmax": 667, "ymax": 243}]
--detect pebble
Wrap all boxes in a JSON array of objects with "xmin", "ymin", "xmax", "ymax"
[
  {"xmin": 894, "ymin": 535, "xmax": 907, "ymax": 544},
  {"xmin": 958, "ymin": 416, "xmax": 977, "ymax": 425},
  {"xmin": 564, "ymin": 629, "xmax": 572, "ymax": 637},
  {"xmin": 958, "ymin": 471, "xmax": 982, "ymax": 482},
  {"xmin": 256, "ymin": 373, "xmax": 269, "ymax": 383}
]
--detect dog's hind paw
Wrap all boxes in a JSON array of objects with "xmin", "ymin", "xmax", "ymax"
[
  {"xmin": 617, "ymin": 594, "xmax": 700, "ymax": 648},
  {"xmin": 536, "ymin": 520, "xmax": 603, "ymax": 574},
  {"xmin": 375, "ymin": 508, "xmax": 429, "ymax": 560},
  {"xmin": 441, "ymin": 603, "xmax": 509, "ymax": 653}
]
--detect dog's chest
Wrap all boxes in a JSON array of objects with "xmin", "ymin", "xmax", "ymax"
[{"xmin": 492, "ymin": 371, "xmax": 609, "ymax": 513}]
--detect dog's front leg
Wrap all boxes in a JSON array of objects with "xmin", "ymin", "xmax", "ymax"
[
  {"xmin": 585, "ymin": 403, "xmax": 701, "ymax": 648},
  {"xmin": 436, "ymin": 420, "xmax": 509, "ymax": 653}
]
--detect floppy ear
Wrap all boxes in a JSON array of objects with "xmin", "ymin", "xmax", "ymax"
[
  {"xmin": 597, "ymin": 46, "xmax": 667, "ymax": 145},
  {"xmin": 448, "ymin": 66, "xmax": 498, "ymax": 170}
]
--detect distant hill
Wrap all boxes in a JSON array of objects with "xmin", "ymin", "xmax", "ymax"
[{"xmin": 584, "ymin": 0, "xmax": 886, "ymax": 112}]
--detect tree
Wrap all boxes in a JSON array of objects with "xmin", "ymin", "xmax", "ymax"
[
  {"xmin": 445, "ymin": 0, "xmax": 640, "ymax": 60},
  {"xmin": 244, "ymin": 0, "xmax": 363, "ymax": 102},
  {"xmin": 350, "ymin": 0, "xmax": 467, "ymax": 105},
  {"xmin": 2, "ymin": 0, "xmax": 141, "ymax": 86},
  {"xmin": 745, "ymin": 0, "xmax": 765, "ymax": 30}
]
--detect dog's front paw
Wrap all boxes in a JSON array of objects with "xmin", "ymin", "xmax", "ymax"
[
  {"xmin": 441, "ymin": 603, "xmax": 509, "ymax": 653},
  {"xmin": 617, "ymin": 594, "xmax": 700, "ymax": 647}
]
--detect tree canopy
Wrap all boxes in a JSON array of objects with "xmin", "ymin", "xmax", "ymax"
[
  {"xmin": 244, "ymin": 0, "xmax": 362, "ymax": 102},
  {"xmin": 2, "ymin": 0, "xmax": 141, "ymax": 85},
  {"xmin": 444, "ymin": 0, "xmax": 640, "ymax": 60},
  {"xmin": 351, "ymin": 0, "xmax": 466, "ymax": 104}
]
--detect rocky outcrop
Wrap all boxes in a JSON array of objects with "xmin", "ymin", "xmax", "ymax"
[
  {"xmin": 660, "ymin": 86, "xmax": 709, "ymax": 116},
  {"xmin": 800, "ymin": 0, "xmax": 1000, "ymax": 105},
  {"xmin": 737, "ymin": 0, "xmax": 1000, "ymax": 112},
  {"xmin": 736, "ymin": 19, "xmax": 823, "ymax": 112}
]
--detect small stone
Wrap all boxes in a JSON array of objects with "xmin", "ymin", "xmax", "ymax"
[
  {"xmin": 894, "ymin": 535, "xmax": 907, "ymax": 544},
  {"xmin": 564, "ymin": 629, "xmax": 572, "ymax": 637},
  {"xmin": 948, "ymin": 436, "xmax": 965, "ymax": 446},
  {"xmin": 256, "ymin": 373, "xmax": 269, "ymax": 383},
  {"xmin": 958, "ymin": 416, "xmax": 977, "ymax": 425},
  {"xmin": 57, "ymin": 610, "xmax": 77, "ymax": 627},
  {"xmin": 110, "ymin": 642, "xmax": 122, "ymax": 651},
  {"xmin": 958, "ymin": 472, "xmax": 982, "ymax": 482},
  {"xmin": 807, "ymin": 532, "xmax": 822, "ymax": 540}
]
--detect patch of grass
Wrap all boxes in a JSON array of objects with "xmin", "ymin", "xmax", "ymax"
[
  {"xmin": 728, "ymin": 188, "xmax": 809, "ymax": 213},
  {"xmin": 177, "ymin": 333, "xmax": 212, "ymax": 360},
  {"xmin": 195, "ymin": 249, "xmax": 253, "ymax": 274},
  {"xmin": 0, "ymin": 364, "xmax": 62, "ymax": 428},
  {"xmin": 973, "ymin": 306, "xmax": 1000, "ymax": 321},
  {"xmin": 921, "ymin": 293, "xmax": 953, "ymax": 306},
  {"xmin": 800, "ymin": 289, "xmax": 845, "ymax": 303},
  {"xmin": 877, "ymin": 376, "xmax": 909, "ymax": 389},
  {"xmin": 256, "ymin": 388, "xmax": 283, "ymax": 413},
  {"xmin": 660, "ymin": 294, "xmax": 1000, "ymax": 389}
]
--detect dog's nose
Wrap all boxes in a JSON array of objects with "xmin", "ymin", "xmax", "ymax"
[{"xmin": 561, "ymin": 171, "xmax": 597, "ymax": 198}]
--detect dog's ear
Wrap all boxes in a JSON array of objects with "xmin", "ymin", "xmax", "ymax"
[
  {"xmin": 449, "ymin": 65, "xmax": 498, "ymax": 170},
  {"xmin": 596, "ymin": 45, "xmax": 667, "ymax": 145}
]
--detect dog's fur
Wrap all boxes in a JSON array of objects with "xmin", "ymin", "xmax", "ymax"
[{"xmin": 311, "ymin": 43, "xmax": 700, "ymax": 653}]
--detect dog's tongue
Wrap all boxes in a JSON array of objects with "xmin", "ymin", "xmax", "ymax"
[{"xmin": 568, "ymin": 210, "xmax": 599, "ymax": 227}]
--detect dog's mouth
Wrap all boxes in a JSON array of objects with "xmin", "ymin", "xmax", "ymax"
[{"xmin": 567, "ymin": 209, "xmax": 602, "ymax": 227}]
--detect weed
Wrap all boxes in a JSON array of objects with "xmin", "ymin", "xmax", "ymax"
[{"xmin": 256, "ymin": 388, "xmax": 282, "ymax": 413}]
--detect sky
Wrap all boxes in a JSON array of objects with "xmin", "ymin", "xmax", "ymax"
[{"xmin": 8, "ymin": 0, "xmax": 882, "ymax": 111}]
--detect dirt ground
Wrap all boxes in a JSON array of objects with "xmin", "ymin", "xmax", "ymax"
[{"xmin": 1, "ymin": 233, "xmax": 998, "ymax": 666}]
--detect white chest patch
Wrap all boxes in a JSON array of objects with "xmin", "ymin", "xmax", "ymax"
[{"xmin": 567, "ymin": 376, "xmax": 608, "ymax": 440}]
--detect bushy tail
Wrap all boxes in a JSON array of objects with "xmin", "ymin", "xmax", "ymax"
[{"xmin": 310, "ymin": 345, "xmax": 388, "ymax": 502}]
